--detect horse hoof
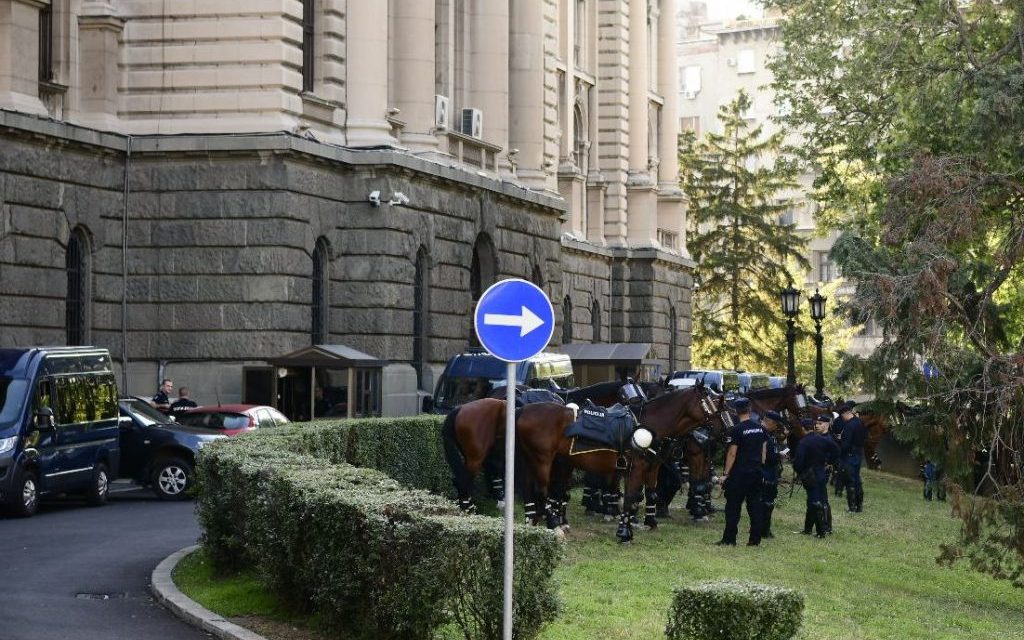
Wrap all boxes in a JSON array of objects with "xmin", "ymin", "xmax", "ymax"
[{"xmin": 560, "ymin": 524, "xmax": 571, "ymax": 533}]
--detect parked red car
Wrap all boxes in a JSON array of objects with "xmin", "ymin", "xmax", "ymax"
[{"xmin": 175, "ymin": 404, "xmax": 290, "ymax": 436}]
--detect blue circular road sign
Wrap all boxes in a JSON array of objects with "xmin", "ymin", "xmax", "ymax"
[{"xmin": 474, "ymin": 278, "xmax": 555, "ymax": 362}]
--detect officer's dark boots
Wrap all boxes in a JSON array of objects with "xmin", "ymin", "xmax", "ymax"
[
  {"xmin": 846, "ymin": 489, "xmax": 857, "ymax": 513},
  {"xmin": 813, "ymin": 502, "xmax": 827, "ymax": 538},
  {"xmin": 762, "ymin": 505, "xmax": 775, "ymax": 539},
  {"xmin": 823, "ymin": 503, "xmax": 833, "ymax": 534},
  {"xmin": 855, "ymin": 487, "xmax": 864, "ymax": 512},
  {"xmin": 799, "ymin": 508, "xmax": 813, "ymax": 534}
]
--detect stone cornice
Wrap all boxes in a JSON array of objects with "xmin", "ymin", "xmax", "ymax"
[
  {"xmin": 560, "ymin": 236, "xmax": 695, "ymax": 270},
  {"xmin": 0, "ymin": 109, "xmax": 566, "ymax": 214}
]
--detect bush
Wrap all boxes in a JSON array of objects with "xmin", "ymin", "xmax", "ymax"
[
  {"xmin": 665, "ymin": 580, "xmax": 804, "ymax": 640},
  {"xmin": 195, "ymin": 418, "xmax": 562, "ymax": 640}
]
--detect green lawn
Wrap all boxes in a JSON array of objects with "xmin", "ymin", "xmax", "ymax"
[{"xmin": 175, "ymin": 470, "xmax": 1024, "ymax": 640}]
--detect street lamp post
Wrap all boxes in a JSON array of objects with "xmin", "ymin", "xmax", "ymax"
[
  {"xmin": 809, "ymin": 288, "xmax": 827, "ymax": 398},
  {"xmin": 780, "ymin": 285, "xmax": 801, "ymax": 385}
]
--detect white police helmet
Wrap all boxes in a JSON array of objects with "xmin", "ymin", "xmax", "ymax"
[{"xmin": 631, "ymin": 428, "xmax": 654, "ymax": 450}]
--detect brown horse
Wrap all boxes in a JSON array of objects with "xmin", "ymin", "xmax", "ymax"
[
  {"xmin": 442, "ymin": 398, "xmax": 510, "ymax": 512},
  {"xmin": 522, "ymin": 384, "xmax": 731, "ymax": 542}
]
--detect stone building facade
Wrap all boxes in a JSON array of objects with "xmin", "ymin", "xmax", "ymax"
[{"xmin": 0, "ymin": 0, "xmax": 694, "ymax": 415}]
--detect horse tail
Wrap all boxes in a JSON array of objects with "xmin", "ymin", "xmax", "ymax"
[{"xmin": 442, "ymin": 408, "xmax": 470, "ymax": 489}]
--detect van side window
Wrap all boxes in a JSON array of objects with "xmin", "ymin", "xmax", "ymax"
[
  {"xmin": 52, "ymin": 373, "xmax": 118, "ymax": 425},
  {"xmin": 36, "ymin": 380, "xmax": 53, "ymax": 411}
]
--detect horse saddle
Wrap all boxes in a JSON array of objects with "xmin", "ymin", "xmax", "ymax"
[
  {"xmin": 516, "ymin": 388, "xmax": 564, "ymax": 407},
  {"xmin": 565, "ymin": 403, "xmax": 636, "ymax": 454}
]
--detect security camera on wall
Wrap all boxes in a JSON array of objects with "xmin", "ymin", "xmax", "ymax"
[
  {"xmin": 368, "ymin": 190, "xmax": 381, "ymax": 207},
  {"xmin": 388, "ymin": 192, "xmax": 410, "ymax": 206}
]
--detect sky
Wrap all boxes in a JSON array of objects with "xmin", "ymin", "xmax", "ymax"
[{"xmin": 706, "ymin": 0, "xmax": 765, "ymax": 21}]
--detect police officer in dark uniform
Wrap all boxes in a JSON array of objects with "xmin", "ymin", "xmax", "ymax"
[
  {"xmin": 716, "ymin": 397, "xmax": 767, "ymax": 547},
  {"xmin": 838, "ymin": 401, "xmax": 867, "ymax": 512},
  {"xmin": 760, "ymin": 410, "xmax": 786, "ymax": 539},
  {"xmin": 793, "ymin": 415, "xmax": 840, "ymax": 537}
]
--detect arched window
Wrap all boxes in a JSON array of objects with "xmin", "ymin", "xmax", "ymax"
[
  {"xmin": 531, "ymin": 263, "xmax": 544, "ymax": 289},
  {"xmin": 469, "ymin": 233, "xmax": 497, "ymax": 346},
  {"xmin": 311, "ymin": 237, "xmax": 330, "ymax": 344},
  {"xmin": 669, "ymin": 306, "xmax": 678, "ymax": 373},
  {"xmin": 573, "ymin": 102, "xmax": 588, "ymax": 172},
  {"xmin": 562, "ymin": 295, "xmax": 573, "ymax": 344},
  {"xmin": 65, "ymin": 227, "xmax": 91, "ymax": 345},
  {"xmin": 591, "ymin": 298, "xmax": 601, "ymax": 343},
  {"xmin": 413, "ymin": 247, "xmax": 430, "ymax": 390}
]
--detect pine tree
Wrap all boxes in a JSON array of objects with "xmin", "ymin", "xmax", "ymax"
[{"xmin": 681, "ymin": 90, "xmax": 810, "ymax": 372}]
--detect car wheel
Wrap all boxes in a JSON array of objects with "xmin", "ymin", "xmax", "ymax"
[
  {"xmin": 85, "ymin": 462, "xmax": 110, "ymax": 506},
  {"xmin": 151, "ymin": 457, "xmax": 193, "ymax": 501},
  {"xmin": 11, "ymin": 470, "xmax": 39, "ymax": 518}
]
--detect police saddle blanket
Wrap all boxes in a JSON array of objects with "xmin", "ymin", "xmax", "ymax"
[{"xmin": 565, "ymin": 403, "xmax": 636, "ymax": 454}]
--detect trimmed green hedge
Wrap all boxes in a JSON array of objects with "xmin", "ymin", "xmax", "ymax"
[
  {"xmin": 195, "ymin": 416, "xmax": 562, "ymax": 640},
  {"xmin": 665, "ymin": 580, "xmax": 804, "ymax": 640}
]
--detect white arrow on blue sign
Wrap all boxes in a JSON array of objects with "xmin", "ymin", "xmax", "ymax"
[{"xmin": 474, "ymin": 278, "xmax": 555, "ymax": 362}]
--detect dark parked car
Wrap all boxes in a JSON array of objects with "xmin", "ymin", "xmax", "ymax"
[
  {"xmin": 118, "ymin": 398, "xmax": 227, "ymax": 500},
  {"xmin": 175, "ymin": 404, "xmax": 289, "ymax": 436}
]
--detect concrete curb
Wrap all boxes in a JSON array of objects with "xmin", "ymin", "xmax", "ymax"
[{"xmin": 151, "ymin": 545, "xmax": 268, "ymax": 640}]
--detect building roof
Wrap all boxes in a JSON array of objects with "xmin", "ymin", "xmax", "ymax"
[
  {"xmin": 555, "ymin": 343, "xmax": 655, "ymax": 365},
  {"xmin": 267, "ymin": 344, "xmax": 388, "ymax": 368}
]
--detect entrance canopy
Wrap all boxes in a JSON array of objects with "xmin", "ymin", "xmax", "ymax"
[
  {"xmin": 267, "ymin": 344, "xmax": 388, "ymax": 369},
  {"xmin": 263, "ymin": 344, "xmax": 388, "ymax": 421},
  {"xmin": 553, "ymin": 343, "xmax": 661, "ymax": 385}
]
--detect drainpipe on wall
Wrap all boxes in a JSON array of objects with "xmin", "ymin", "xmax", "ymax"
[{"xmin": 121, "ymin": 135, "xmax": 132, "ymax": 393}]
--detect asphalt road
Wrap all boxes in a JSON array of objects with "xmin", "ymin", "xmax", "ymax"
[{"xmin": 0, "ymin": 483, "xmax": 211, "ymax": 640}]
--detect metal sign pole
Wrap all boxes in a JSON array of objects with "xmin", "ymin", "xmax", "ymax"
[{"xmin": 503, "ymin": 360, "xmax": 516, "ymax": 640}]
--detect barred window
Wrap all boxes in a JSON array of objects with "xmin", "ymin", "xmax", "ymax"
[
  {"xmin": 562, "ymin": 296, "xmax": 573, "ymax": 344},
  {"xmin": 312, "ymin": 238, "xmax": 329, "ymax": 343},
  {"xmin": 413, "ymin": 247, "xmax": 430, "ymax": 390},
  {"xmin": 591, "ymin": 299, "xmax": 601, "ymax": 343},
  {"xmin": 65, "ymin": 228, "xmax": 90, "ymax": 346}
]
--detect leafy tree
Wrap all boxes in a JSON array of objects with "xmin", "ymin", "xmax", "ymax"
[
  {"xmin": 681, "ymin": 90, "xmax": 810, "ymax": 373},
  {"xmin": 767, "ymin": 0, "xmax": 1024, "ymax": 585}
]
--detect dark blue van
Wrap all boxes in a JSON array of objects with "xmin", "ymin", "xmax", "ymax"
[
  {"xmin": 429, "ymin": 350, "xmax": 574, "ymax": 414},
  {"xmin": 0, "ymin": 347, "xmax": 121, "ymax": 517}
]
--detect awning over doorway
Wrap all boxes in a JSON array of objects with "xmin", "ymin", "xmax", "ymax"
[
  {"xmin": 267, "ymin": 344, "xmax": 389, "ymax": 369},
  {"xmin": 555, "ymin": 342, "xmax": 655, "ymax": 365}
]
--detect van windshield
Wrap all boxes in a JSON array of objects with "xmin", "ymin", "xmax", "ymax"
[
  {"xmin": 0, "ymin": 377, "xmax": 29, "ymax": 431},
  {"xmin": 435, "ymin": 376, "xmax": 498, "ymax": 410}
]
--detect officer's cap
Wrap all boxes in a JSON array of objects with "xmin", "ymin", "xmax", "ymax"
[
  {"xmin": 734, "ymin": 397, "xmax": 751, "ymax": 411},
  {"xmin": 815, "ymin": 414, "xmax": 832, "ymax": 424},
  {"xmin": 838, "ymin": 400, "xmax": 857, "ymax": 412},
  {"xmin": 764, "ymin": 410, "xmax": 785, "ymax": 423}
]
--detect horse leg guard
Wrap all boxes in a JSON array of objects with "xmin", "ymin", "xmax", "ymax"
[
  {"xmin": 524, "ymin": 501, "xmax": 538, "ymax": 525},
  {"xmin": 545, "ymin": 498, "xmax": 561, "ymax": 530},
  {"xmin": 457, "ymin": 498, "xmax": 477, "ymax": 513},
  {"xmin": 604, "ymin": 491, "xmax": 621, "ymax": 519},
  {"xmin": 616, "ymin": 513, "xmax": 634, "ymax": 544},
  {"xmin": 644, "ymin": 488, "xmax": 659, "ymax": 528},
  {"xmin": 582, "ymin": 486, "xmax": 595, "ymax": 512}
]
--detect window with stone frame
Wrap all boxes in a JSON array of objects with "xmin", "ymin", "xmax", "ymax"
[
  {"xmin": 38, "ymin": 3, "xmax": 54, "ymax": 82},
  {"xmin": 574, "ymin": 0, "xmax": 588, "ymax": 70},
  {"xmin": 301, "ymin": 0, "xmax": 315, "ymax": 92},
  {"xmin": 311, "ymin": 237, "xmax": 330, "ymax": 344},
  {"xmin": 65, "ymin": 227, "xmax": 91, "ymax": 346},
  {"xmin": 562, "ymin": 295, "xmax": 573, "ymax": 344},
  {"xmin": 413, "ymin": 247, "xmax": 431, "ymax": 390}
]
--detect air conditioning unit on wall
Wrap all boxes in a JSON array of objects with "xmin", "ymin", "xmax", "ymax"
[
  {"xmin": 461, "ymin": 108, "xmax": 483, "ymax": 139},
  {"xmin": 434, "ymin": 95, "xmax": 450, "ymax": 130}
]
